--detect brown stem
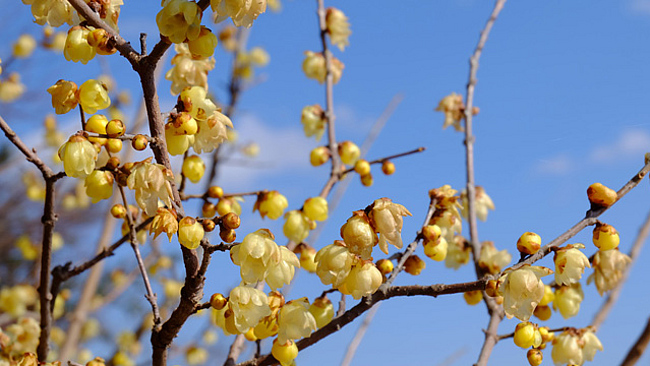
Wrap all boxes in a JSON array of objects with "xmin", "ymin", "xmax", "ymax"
[
  {"xmin": 340, "ymin": 147, "xmax": 426, "ymax": 175},
  {"xmin": 621, "ymin": 317, "xmax": 650, "ymax": 366},
  {"xmin": 592, "ymin": 209, "xmax": 650, "ymax": 330},
  {"xmin": 37, "ymin": 178, "xmax": 57, "ymax": 361}
]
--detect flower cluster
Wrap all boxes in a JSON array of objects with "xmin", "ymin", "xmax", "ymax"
[
  {"xmin": 551, "ymin": 328, "xmax": 602, "ymax": 366},
  {"xmin": 166, "ymin": 44, "xmax": 216, "ymax": 95}
]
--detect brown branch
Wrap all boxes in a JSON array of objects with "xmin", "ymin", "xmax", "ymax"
[
  {"xmin": 37, "ymin": 178, "xmax": 57, "ymax": 361},
  {"xmin": 236, "ymin": 280, "xmax": 486, "ymax": 366},
  {"xmin": 621, "ymin": 317, "xmax": 650, "ymax": 366},
  {"xmin": 497, "ymin": 326, "xmax": 570, "ymax": 341},
  {"xmin": 592, "ymin": 208, "xmax": 650, "ymax": 330},
  {"xmin": 118, "ymin": 185, "xmax": 162, "ymax": 329},
  {"xmin": 340, "ymin": 147, "xmax": 426, "ymax": 175},
  {"xmin": 0, "ymin": 115, "xmax": 58, "ymax": 179}
]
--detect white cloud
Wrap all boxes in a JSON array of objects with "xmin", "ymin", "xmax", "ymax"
[
  {"xmin": 629, "ymin": 0, "xmax": 650, "ymax": 15},
  {"xmin": 589, "ymin": 128, "xmax": 650, "ymax": 164},
  {"xmin": 534, "ymin": 154, "xmax": 573, "ymax": 176}
]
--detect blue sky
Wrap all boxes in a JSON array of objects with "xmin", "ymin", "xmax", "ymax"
[{"xmin": 3, "ymin": 0, "xmax": 650, "ymax": 365}]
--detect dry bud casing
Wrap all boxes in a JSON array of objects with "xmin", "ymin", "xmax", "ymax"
[
  {"xmin": 587, "ymin": 182, "xmax": 617, "ymax": 207},
  {"xmin": 517, "ymin": 232, "xmax": 541, "ymax": 255}
]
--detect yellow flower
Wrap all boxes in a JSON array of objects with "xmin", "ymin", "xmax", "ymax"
[
  {"xmin": 58, "ymin": 134, "xmax": 97, "ymax": 178},
  {"xmin": 182, "ymin": 155, "xmax": 205, "ymax": 183},
  {"xmin": 149, "ymin": 208, "xmax": 178, "ymax": 242},
  {"xmin": 188, "ymin": 26, "xmax": 218, "ymax": 58},
  {"xmin": 0, "ymin": 285, "xmax": 38, "ymax": 318},
  {"xmin": 15, "ymin": 235, "xmax": 38, "ymax": 260},
  {"xmin": 165, "ymin": 122, "xmax": 195, "ymax": 156},
  {"xmin": 325, "ymin": 8, "xmax": 351, "ymax": 51},
  {"xmin": 266, "ymin": 246, "xmax": 300, "ymax": 290},
  {"xmin": 85, "ymin": 114, "xmax": 109, "ymax": 145},
  {"xmin": 497, "ymin": 265, "xmax": 553, "ymax": 321},
  {"xmin": 580, "ymin": 329, "xmax": 603, "ymax": 362},
  {"xmin": 592, "ymin": 223, "xmax": 620, "ymax": 251},
  {"xmin": 211, "ymin": 0, "xmax": 267, "ymax": 28},
  {"xmin": 255, "ymin": 191, "xmax": 288, "ymax": 220},
  {"xmin": 460, "ymin": 186, "xmax": 495, "ymax": 222},
  {"xmin": 277, "ymin": 298, "xmax": 317, "ymax": 344},
  {"xmin": 554, "ymin": 244, "xmax": 590, "ymax": 286},
  {"xmin": 156, "ymin": 0, "xmax": 202, "ymax": 44},
  {"xmin": 230, "ymin": 229, "xmax": 281, "ymax": 284},
  {"xmin": 587, "ymin": 248, "xmax": 631, "ymax": 295},
  {"xmin": 552, "ymin": 283, "xmax": 583, "ymax": 319},
  {"xmin": 297, "ymin": 243, "xmax": 317, "ymax": 273},
  {"xmin": 309, "ymin": 296, "xmax": 334, "ymax": 328},
  {"xmin": 315, "ymin": 241, "xmax": 354, "ymax": 287},
  {"xmin": 271, "ymin": 339, "xmax": 298, "ymax": 366},
  {"xmin": 193, "ymin": 111, "xmax": 233, "ymax": 153},
  {"xmin": 64, "ymin": 26, "xmax": 96, "ymax": 64},
  {"xmin": 126, "ymin": 159, "xmax": 174, "ymax": 216},
  {"xmin": 5, "ymin": 317, "xmax": 40, "ymax": 356},
  {"xmin": 283, "ymin": 210, "xmax": 312, "ymax": 244},
  {"xmin": 84, "ymin": 170, "xmax": 114, "ymax": 203},
  {"xmin": 478, "ymin": 241, "xmax": 511, "ymax": 275},
  {"xmin": 78, "ymin": 79, "xmax": 111, "ymax": 114},
  {"xmin": 227, "ymin": 285, "xmax": 272, "ymax": 334},
  {"xmin": 166, "ymin": 44, "xmax": 216, "ymax": 95},
  {"xmin": 301, "ymin": 104, "xmax": 326, "ymax": 140},
  {"xmin": 342, "ymin": 260, "xmax": 383, "ymax": 299},
  {"xmin": 179, "ymin": 86, "xmax": 217, "ymax": 120},
  {"xmin": 47, "ymin": 79, "xmax": 78, "ymax": 114},
  {"xmin": 0, "ymin": 73, "xmax": 26, "ymax": 102},
  {"xmin": 303, "ymin": 196, "xmax": 328, "ymax": 222},
  {"xmin": 513, "ymin": 322, "xmax": 542, "ymax": 349},
  {"xmin": 22, "ymin": 0, "xmax": 74, "ymax": 27},
  {"xmin": 302, "ymin": 51, "xmax": 344, "ymax": 84},
  {"xmin": 551, "ymin": 331, "xmax": 582, "ymax": 366},
  {"xmin": 435, "ymin": 92, "xmax": 464, "ymax": 131},
  {"xmin": 186, "ymin": 346, "xmax": 208, "ymax": 365},
  {"xmin": 369, "ymin": 198, "xmax": 412, "ymax": 255},
  {"xmin": 340, "ymin": 212, "xmax": 377, "ymax": 260},
  {"xmin": 13, "ymin": 34, "xmax": 37, "ymax": 58},
  {"xmin": 445, "ymin": 235, "xmax": 471, "ymax": 269},
  {"xmin": 178, "ymin": 217, "xmax": 204, "ymax": 249},
  {"xmin": 248, "ymin": 47, "xmax": 270, "ymax": 66}
]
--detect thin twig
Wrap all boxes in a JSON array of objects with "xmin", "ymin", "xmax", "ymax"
[
  {"xmin": 340, "ymin": 303, "xmax": 380, "ymax": 366},
  {"xmin": 592, "ymin": 209, "xmax": 650, "ymax": 330},
  {"xmin": 340, "ymin": 147, "xmax": 426, "ymax": 175},
  {"xmin": 497, "ymin": 326, "xmax": 570, "ymax": 341},
  {"xmin": 37, "ymin": 178, "xmax": 57, "ymax": 361},
  {"xmin": 119, "ymin": 185, "xmax": 162, "ymax": 329},
  {"xmin": 621, "ymin": 316, "xmax": 650, "ymax": 366}
]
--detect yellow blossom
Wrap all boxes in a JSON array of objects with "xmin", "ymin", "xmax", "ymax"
[
  {"xmin": 230, "ymin": 229, "xmax": 281, "ymax": 284},
  {"xmin": 315, "ymin": 241, "xmax": 354, "ymax": 287},
  {"xmin": 255, "ymin": 191, "xmax": 288, "ymax": 220},
  {"xmin": 301, "ymin": 104, "xmax": 326, "ymax": 140},
  {"xmin": 302, "ymin": 51, "xmax": 344, "ymax": 84},
  {"xmin": 211, "ymin": 0, "xmax": 267, "ymax": 28},
  {"xmin": 325, "ymin": 8, "xmax": 351, "ymax": 51},
  {"xmin": 193, "ymin": 111, "xmax": 233, "ymax": 153},
  {"xmin": 58, "ymin": 134, "xmax": 97, "ymax": 178},
  {"xmin": 309, "ymin": 296, "xmax": 334, "ymax": 328},
  {"xmin": 271, "ymin": 339, "xmax": 298, "ymax": 366},
  {"xmin": 369, "ymin": 198, "xmax": 412, "ymax": 254},
  {"xmin": 266, "ymin": 246, "xmax": 300, "ymax": 290},
  {"xmin": 166, "ymin": 44, "xmax": 216, "ymax": 95},
  {"xmin": 156, "ymin": 0, "xmax": 202, "ymax": 44},
  {"xmin": 47, "ymin": 79, "xmax": 78, "ymax": 114},
  {"xmin": 78, "ymin": 79, "xmax": 111, "ymax": 114},
  {"xmin": 478, "ymin": 241, "xmax": 511, "ymax": 274},
  {"xmin": 13, "ymin": 34, "xmax": 37, "ymax": 58},
  {"xmin": 149, "ymin": 208, "xmax": 178, "ymax": 242},
  {"xmin": 187, "ymin": 26, "xmax": 218, "ymax": 58},
  {"xmin": 435, "ymin": 92, "xmax": 464, "ymax": 131},
  {"xmin": 126, "ymin": 159, "xmax": 174, "ymax": 216},
  {"xmin": 460, "ymin": 186, "xmax": 495, "ymax": 222},
  {"xmin": 227, "ymin": 285, "xmax": 272, "ymax": 334},
  {"xmin": 552, "ymin": 283, "xmax": 583, "ymax": 319},
  {"xmin": 182, "ymin": 155, "xmax": 205, "ymax": 183},
  {"xmin": 445, "ymin": 235, "xmax": 471, "ymax": 269},
  {"xmin": 497, "ymin": 265, "xmax": 553, "ymax": 321},
  {"xmin": 64, "ymin": 26, "xmax": 96, "ymax": 64},
  {"xmin": 554, "ymin": 244, "xmax": 590, "ymax": 286},
  {"xmin": 303, "ymin": 196, "xmax": 328, "ymax": 222},
  {"xmin": 342, "ymin": 260, "xmax": 383, "ymax": 299},
  {"xmin": 0, "ymin": 73, "xmax": 26, "ymax": 102},
  {"xmin": 587, "ymin": 248, "xmax": 631, "ymax": 295},
  {"xmin": 283, "ymin": 210, "xmax": 312, "ymax": 244},
  {"xmin": 340, "ymin": 212, "xmax": 377, "ymax": 260},
  {"xmin": 277, "ymin": 298, "xmax": 317, "ymax": 344},
  {"xmin": 22, "ymin": 0, "xmax": 74, "ymax": 27},
  {"xmin": 178, "ymin": 217, "xmax": 204, "ymax": 249},
  {"xmin": 84, "ymin": 170, "xmax": 114, "ymax": 203}
]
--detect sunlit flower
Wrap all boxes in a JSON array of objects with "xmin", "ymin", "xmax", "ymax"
[
  {"xmin": 553, "ymin": 283, "xmax": 583, "ymax": 319},
  {"xmin": 84, "ymin": 170, "xmax": 114, "ymax": 203},
  {"xmin": 255, "ymin": 191, "xmax": 288, "ymax": 220},
  {"xmin": 64, "ymin": 26, "xmax": 96, "ymax": 64},
  {"xmin": 13, "ymin": 34, "xmax": 37, "ymax": 58},
  {"xmin": 341, "ymin": 260, "xmax": 382, "ymax": 300},
  {"xmin": 445, "ymin": 235, "xmax": 471, "ymax": 269},
  {"xmin": 497, "ymin": 265, "xmax": 553, "ymax": 321},
  {"xmin": 150, "ymin": 208, "xmax": 178, "ymax": 242},
  {"xmin": 325, "ymin": 7, "xmax": 351, "ymax": 51},
  {"xmin": 47, "ymin": 79, "xmax": 78, "ymax": 114},
  {"xmin": 340, "ymin": 212, "xmax": 377, "ymax": 260},
  {"xmin": 277, "ymin": 298, "xmax": 317, "ymax": 343},
  {"xmin": 301, "ymin": 104, "xmax": 326, "ymax": 141},
  {"xmin": 315, "ymin": 241, "xmax": 354, "ymax": 288},
  {"xmin": 230, "ymin": 229, "xmax": 280, "ymax": 284},
  {"xmin": 554, "ymin": 244, "xmax": 590, "ymax": 286},
  {"xmin": 78, "ymin": 79, "xmax": 111, "ymax": 114},
  {"xmin": 478, "ymin": 241, "xmax": 511, "ymax": 275},
  {"xmin": 156, "ymin": 0, "xmax": 202, "ymax": 44},
  {"xmin": 227, "ymin": 285, "xmax": 271, "ymax": 334},
  {"xmin": 266, "ymin": 246, "xmax": 300, "ymax": 290},
  {"xmin": 435, "ymin": 92, "xmax": 464, "ymax": 131},
  {"xmin": 0, "ymin": 73, "xmax": 26, "ymax": 102},
  {"xmin": 211, "ymin": 0, "xmax": 267, "ymax": 28},
  {"xmin": 369, "ymin": 198, "xmax": 412, "ymax": 254},
  {"xmin": 22, "ymin": 0, "xmax": 74, "ymax": 27},
  {"xmin": 460, "ymin": 186, "xmax": 495, "ymax": 222},
  {"xmin": 587, "ymin": 248, "xmax": 631, "ymax": 295},
  {"xmin": 166, "ymin": 44, "xmax": 216, "ymax": 95},
  {"xmin": 126, "ymin": 159, "xmax": 174, "ymax": 216},
  {"xmin": 283, "ymin": 210, "xmax": 312, "ymax": 244},
  {"xmin": 58, "ymin": 134, "xmax": 97, "ymax": 178}
]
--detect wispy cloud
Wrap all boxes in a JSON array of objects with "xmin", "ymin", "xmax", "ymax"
[
  {"xmin": 628, "ymin": 0, "xmax": 650, "ymax": 15},
  {"xmin": 533, "ymin": 154, "xmax": 574, "ymax": 176},
  {"xmin": 589, "ymin": 128, "xmax": 650, "ymax": 164}
]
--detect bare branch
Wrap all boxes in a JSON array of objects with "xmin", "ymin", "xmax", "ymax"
[
  {"xmin": 340, "ymin": 303, "xmax": 380, "ymax": 366},
  {"xmin": 340, "ymin": 147, "xmax": 426, "ymax": 175},
  {"xmin": 37, "ymin": 178, "xmax": 57, "ymax": 361},
  {"xmin": 621, "ymin": 316, "xmax": 650, "ymax": 366},
  {"xmin": 0, "ymin": 115, "xmax": 58, "ymax": 179}
]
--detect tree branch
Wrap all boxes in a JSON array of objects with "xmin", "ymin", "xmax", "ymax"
[
  {"xmin": 621, "ymin": 316, "xmax": 650, "ymax": 366},
  {"xmin": 36, "ymin": 178, "xmax": 57, "ymax": 361}
]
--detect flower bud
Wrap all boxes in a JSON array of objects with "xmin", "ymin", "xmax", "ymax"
[
  {"xmin": 85, "ymin": 114, "xmax": 109, "ymax": 145},
  {"xmin": 527, "ymin": 348, "xmax": 543, "ymax": 366},
  {"xmin": 514, "ymin": 322, "xmax": 542, "ymax": 349},
  {"xmin": 343, "ymin": 261, "xmax": 383, "ymax": 299},
  {"xmin": 202, "ymin": 219, "xmax": 216, "ymax": 232},
  {"xmin": 338, "ymin": 141, "xmax": 360, "ymax": 165},
  {"xmin": 315, "ymin": 241, "xmax": 354, "ymax": 287},
  {"xmin": 156, "ymin": 0, "xmax": 201, "ymax": 44},
  {"xmin": 182, "ymin": 155, "xmax": 205, "ymax": 183},
  {"xmin": 422, "ymin": 225, "xmax": 442, "ymax": 242},
  {"xmin": 517, "ymin": 232, "xmax": 541, "ymax": 255},
  {"xmin": 302, "ymin": 51, "xmax": 327, "ymax": 83},
  {"xmin": 220, "ymin": 228, "xmax": 237, "ymax": 243},
  {"xmin": 354, "ymin": 159, "xmax": 370, "ymax": 175},
  {"xmin": 256, "ymin": 191, "xmax": 289, "ymax": 220},
  {"xmin": 341, "ymin": 212, "xmax": 376, "ymax": 260},
  {"xmin": 208, "ymin": 186, "xmax": 224, "ymax": 198},
  {"xmin": 381, "ymin": 160, "xmax": 395, "ymax": 175},
  {"xmin": 202, "ymin": 202, "xmax": 216, "ymax": 218},
  {"xmin": 463, "ymin": 290, "xmax": 483, "ymax": 305},
  {"xmin": 309, "ymin": 296, "xmax": 334, "ymax": 328},
  {"xmin": 533, "ymin": 304, "xmax": 551, "ymax": 321},
  {"xmin": 325, "ymin": 7, "xmax": 351, "ymax": 51},
  {"xmin": 188, "ymin": 26, "xmax": 218, "ymax": 58},
  {"xmin": 178, "ymin": 217, "xmax": 204, "ymax": 249},
  {"xmin": 87, "ymin": 28, "xmax": 116, "ymax": 55},
  {"xmin": 360, "ymin": 173, "xmax": 373, "ymax": 187},
  {"xmin": 283, "ymin": 210, "xmax": 311, "ymax": 244},
  {"xmin": 592, "ymin": 223, "xmax": 620, "ymax": 251},
  {"xmin": 272, "ymin": 339, "xmax": 298, "ymax": 366},
  {"xmin": 587, "ymin": 182, "xmax": 617, "ymax": 208},
  {"xmin": 210, "ymin": 293, "xmax": 228, "ymax": 310},
  {"xmin": 310, "ymin": 146, "xmax": 330, "ymax": 166},
  {"xmin": 64, "ymin": 26, "xmax": 96, "ymax": 64},
  {"xmin": 424, "ymin": 237, "xmax": 448, "ymax": 261},
  {"xmin": 301, "ymin": 104, "xmax": 325, "ymax": 140},
  {"xmin": 303, "ymin": 196, "xmax": 328, "ymax": 222},
  {"xmin": 375, "ymin": 258, "xmax": 394, "ymax": 275},
  {"xmin": 552, "ymin": 284, "xmax": 583, "ymax": 319},
  {"xmin": 404, "ymin": 255, "xmax": 426, "ymax": 275},
  {"xmin": 106, "ymin": 119, "xmax": 125, "ymax": 138},
  {"xmin": 132, "ymin": 134, "xmax": 148, "ymax": 151},
  {"xmin": 538, "ymin": 285, "xmax": 555, "ymax": 306},
  {"xmin": 84, "ymin": 170, "xmax": 114, "ymax": 203},
  {"xmin": 107, "ymin": 138, "xmax": 122, "ymax": 153},
  {"xmin": 111, "ymin": 204, "xmax": 127, "ymax": 219},
  {"xmin": 13, "ymin": 34, "xmax": 37, "ymax": 58}
]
